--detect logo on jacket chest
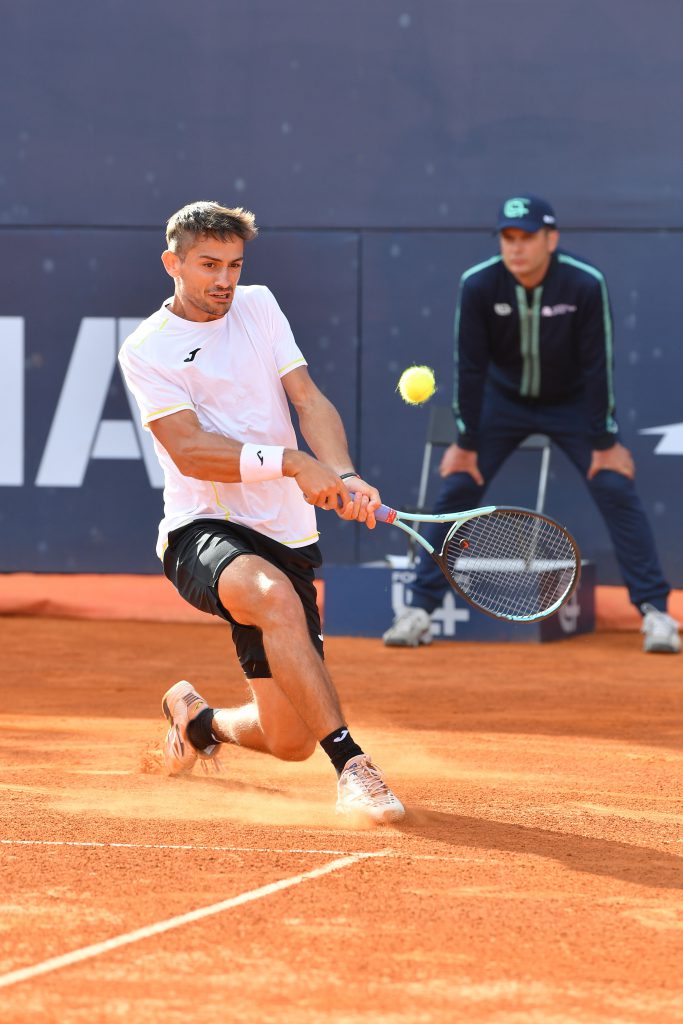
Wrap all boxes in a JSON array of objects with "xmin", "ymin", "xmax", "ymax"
[
  {"xmin": 493, "ymin": 302, "xmax": 577, "ymax": 318},
  {"xmin": 541, "ymin": 304, "xmax": 577, "ymax": 317}
]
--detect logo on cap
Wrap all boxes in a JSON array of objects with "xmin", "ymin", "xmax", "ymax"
[{"xmin": 503, "ymin": 198, "xmax": 530, "ymax": 219}]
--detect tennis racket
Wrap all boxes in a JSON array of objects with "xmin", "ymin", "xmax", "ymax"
[{"xmin": 354, "ymin": 499, "xmax": 580, "ymax": 622}]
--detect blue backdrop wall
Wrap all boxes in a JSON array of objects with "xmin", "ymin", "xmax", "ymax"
[{"xmin": 1, "ymin": 1, "xmax": 681, "ymax": 584}]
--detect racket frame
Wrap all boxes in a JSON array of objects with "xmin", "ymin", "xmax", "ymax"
[{"xmin": 378, "ymin": 503, "xmax": 581, "ymax": 622}]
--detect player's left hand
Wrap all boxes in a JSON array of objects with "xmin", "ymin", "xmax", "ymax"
[
  {"xmin": 587, "ymin": 442, "xmax": 635, "ymax": 481},
  {"xmin": 334, "ymin": 475, "xmax": 381, "ymax": 529}
]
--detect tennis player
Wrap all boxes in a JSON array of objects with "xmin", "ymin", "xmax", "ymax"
[{"xmin": 118, "ymin": 200, "xmax": 404, "ymax": 823}]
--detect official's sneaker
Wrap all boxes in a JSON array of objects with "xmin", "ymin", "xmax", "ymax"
[
  {"xmin": 336, "ymin": 755, "xmax": 405, "ymax": 824},
  {"xmin": 382, "ymin": 607, "xmax": 432, "ymax": 647},
  {"xmin": 161, "ymin": 680, "xmax": 222, "ymax": 776},
  {"xmin": 641, "ymin": 605, "xmax": 681, "ymax": 654}
]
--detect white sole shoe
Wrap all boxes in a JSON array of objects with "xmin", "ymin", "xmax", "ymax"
[
  {"xmin": 641, "ymin": 605, "xmax": 681, "ymax": 654},
  {"xmin": 336, "ymin": 755, "xmax": 405, "ymax": 824},
  {"xmin": 382, "ymin": 608, "xmax": 432, "ymax": 647},
  {"xmin": 161, "ymin": 680, "xmax": 222, "ymax": 776}
]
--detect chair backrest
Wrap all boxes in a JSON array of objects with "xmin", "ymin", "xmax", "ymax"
[
  {"xmin": 426, "ymin": 404, "xmax": 549, "ymax": 453},
  {"xmin": 425, "ymin": 403, "xmax": 458, "ymax": 447}
]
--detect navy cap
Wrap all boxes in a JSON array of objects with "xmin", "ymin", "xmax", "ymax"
[{"xmin": 496, "ymin": 195, "xmax": 557, "ymax": 233}]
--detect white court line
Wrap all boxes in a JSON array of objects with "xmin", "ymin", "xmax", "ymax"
[
  {"xmin": 0, "ymin": 838, "xmax": 506, "ymax": 860},
  {"xmin": 0, "ymin": 850, "xmax": 386, "ymax": 991},
  {"xmin": 0, "ymin": 838, "xmax": 352, "ymax": 856}
]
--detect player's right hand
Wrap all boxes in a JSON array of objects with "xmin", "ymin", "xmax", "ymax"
[{"xmin": 285, "ymin": 451, "xmax": 354, "ymax": 512}]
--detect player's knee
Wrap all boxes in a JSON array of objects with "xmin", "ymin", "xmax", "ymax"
[
  {"xmin": 268, "ymin": 735, "xmax": 317, "ymax": 762},
  {"xmin": 256, "ymin": 575, "xmax": 302, "ymax": 627},
  {"xmin": 218, "ymin": 557, "xmax": 300, "ymax": 622}
]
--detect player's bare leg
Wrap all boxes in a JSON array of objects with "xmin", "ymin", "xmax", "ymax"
[
  {"xmin": 212, "ymin": 681, "xmax": 316, "ymax": 761},
  {"xmin": 216, "ymin": 554, "xmax": 346, "ymax": 743},
  {"xmin": 210, "ymin": 702, "xmax": 269, "ymax": 753},
  {"xmin": 160, "ymin": 554, "xmax": 405, "ymax": 822},
  {"xmin": 215, "ymin": 554, "xmax": 404, "ymax": 822}
]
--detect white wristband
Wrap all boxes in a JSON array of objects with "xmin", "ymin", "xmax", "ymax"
[{"xmin": 239, "ymin": 443, "xmax": 285, "ymax": 483}]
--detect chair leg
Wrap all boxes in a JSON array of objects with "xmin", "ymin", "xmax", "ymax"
[
  {"xmin": 406, "ymin": 442, "xmax": 433, "ymax": 564},
  {"xmin": 536, "ymin": 445, "xmax": 551, "ymax": 514},
  {"xmin": 416, "ymin": 442, "xmax": 433, "ymax": 513}
]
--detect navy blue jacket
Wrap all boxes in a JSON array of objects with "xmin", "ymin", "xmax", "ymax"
[{"xmin": 453, "ymin": 249, "xmax": 619, "ymax": 451}]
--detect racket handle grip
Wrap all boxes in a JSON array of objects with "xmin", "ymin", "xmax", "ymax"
[
  {"xmin": 373, "ymin": 504, "xmax": 394, "ymax": 523},
  {"xmin": 344, "ymin": 491, "xmax": 395, "ymax": 524}
]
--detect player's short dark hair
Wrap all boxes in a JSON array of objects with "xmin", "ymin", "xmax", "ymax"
[{"xmin": 166, "ymin": 201, "xmax": 258, "ymax": 256}]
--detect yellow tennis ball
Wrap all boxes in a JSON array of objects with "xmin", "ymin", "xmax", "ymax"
[{"xmin": 397, "ymin": 365, "xmax": 436, "ymax": 405}]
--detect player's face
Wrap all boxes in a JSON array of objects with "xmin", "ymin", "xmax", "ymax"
[
  {"xmin": 499, "ymin": 228, "xmax": 559, "ymax": 288},
  {"xmin": 162, "ymin": 235, "xmax": 245, "ymax": 321}
]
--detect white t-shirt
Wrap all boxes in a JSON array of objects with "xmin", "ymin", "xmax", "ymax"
[{"xmin": 118, "ymin": 284, "xmax": 318, "ymax": 559}]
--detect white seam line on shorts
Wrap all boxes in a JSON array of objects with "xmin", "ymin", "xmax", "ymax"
[{"xmin": 0, "ymin": 850, "xmax": 389, "ymax": 990}]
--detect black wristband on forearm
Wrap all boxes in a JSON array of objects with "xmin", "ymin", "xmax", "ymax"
[{"xmin": 339, "ymin": 472, "xmax": 358, "ymax": 480}]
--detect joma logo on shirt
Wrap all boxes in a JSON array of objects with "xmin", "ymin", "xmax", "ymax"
[{"xmin": 183, "ymin": 348, "xmax": 201, "ymax": 363}]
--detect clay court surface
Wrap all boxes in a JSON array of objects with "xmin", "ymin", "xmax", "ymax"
[{"xmin": 1, "ymin": 616, "xmax": 682, "ymax": 1023}]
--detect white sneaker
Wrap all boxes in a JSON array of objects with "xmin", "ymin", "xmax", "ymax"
[
  {"xmin": 336, "ymin": 755, "xmax": 405, "ymax": 824},
  {"xmin": 382, "ymin": 607, "xmax": 432, "ymax": 647},
  {"xmin": 641, "ymin": 605, "xmax": 681, "ymax": 654},
  {"xmin": 161, "ymin": 680, "xmax": 223, "ymax": 776}
]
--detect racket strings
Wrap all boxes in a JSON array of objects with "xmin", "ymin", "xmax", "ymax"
[{"xmin": 443, "ymin": 511, "xmax": 578, "ymax": 621}]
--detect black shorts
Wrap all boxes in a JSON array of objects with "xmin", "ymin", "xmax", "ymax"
[{"xmin": 163, "ymin": 518, "xmax": 324, "ymax": 679}]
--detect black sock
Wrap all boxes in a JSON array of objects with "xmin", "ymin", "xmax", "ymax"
[
  {"xmin": 320, "ymin": 727, "xmax": 364, "ymax": 777},
  {"xmin": 186, "ymin": 707, "xmax": 218, "ymax": 751}
]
